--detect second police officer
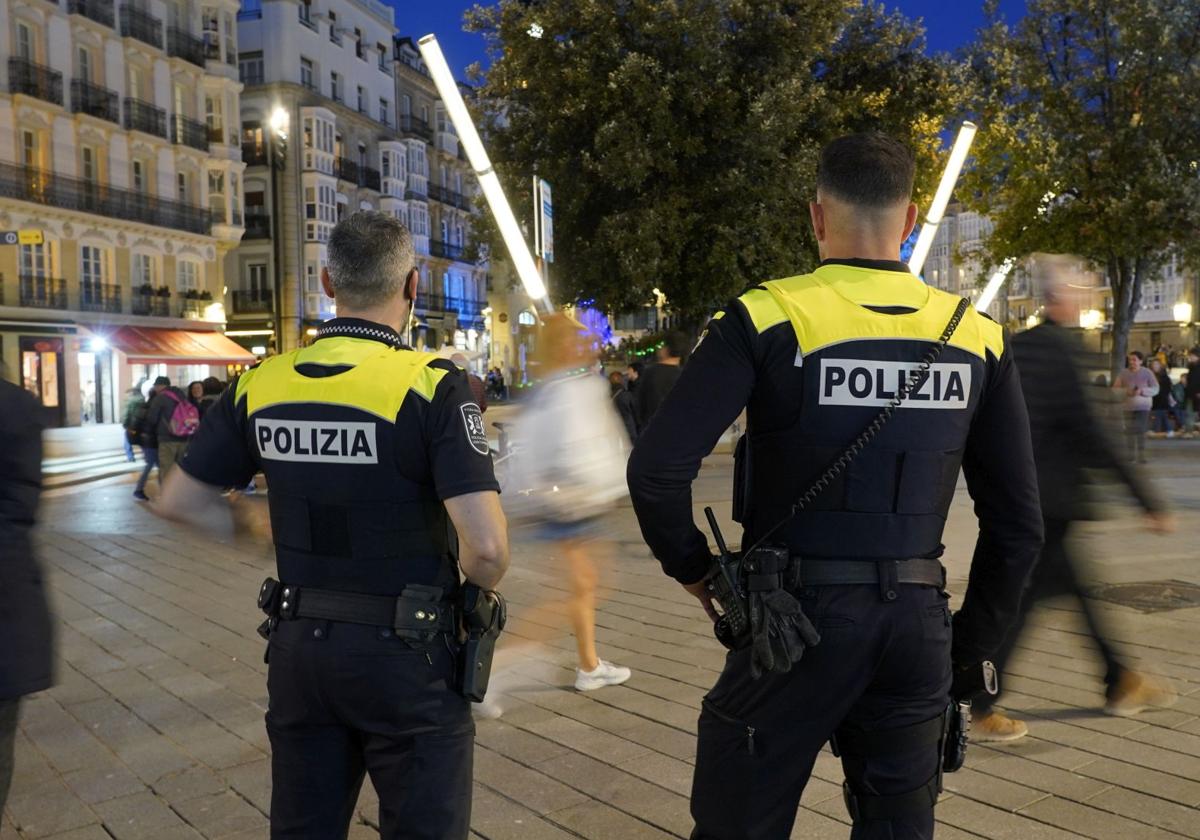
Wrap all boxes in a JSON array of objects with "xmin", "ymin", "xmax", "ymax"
[
  {"xmin": 155, "ymin": 211, "xmax": 509, "ymax": 839},
  {"xmin": 627, "ymin": 133, "xmax": 1044, "ymax": 839}
]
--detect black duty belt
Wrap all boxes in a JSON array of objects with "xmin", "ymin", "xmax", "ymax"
[
  {"xmin": 799, "ymin": 557, "xmax": 945, "ymax": 590},
  {"xmin": 258, "ymin": 578, "xmax": 456, "ymax": 634}
]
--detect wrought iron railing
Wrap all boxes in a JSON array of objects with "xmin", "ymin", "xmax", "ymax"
[
  {"xmin": 120, "ymin": 5, "xmax": 163, "ymax": 49},
  {"xmin": 243, "ymin": 210, "xmax": 270, "ymax": 238},
  {"xmin": 124, "ymin": 97, "xmax": 167, "ymax": 138},
  {"xmin": 361, "ymin": 166, "xmax": 380, "ymax": 191},
  {"xmin": 428, "ymin": 183, "xmax": 467, "ymax": 209},
  {"xmin": 242, "ymin": 143, "xmax": 268, "ymax": 166},
  {"xmin": 8, "ymin": 58, "xmax": 63, "ymax": 106},
  {"xmin": 70, "ymin": 79, "xmax": 119, "ymax": 123},
  {"xmin": 69, "ymin": 0, "xmax": 115, "ymax": 28},
  {"xmin": 167, "ymin": 26, "xmax": 205, "ymax": 66},
  {"xmin": 430, "ymin": 239, "xmax": 466, "ymax": 261},
  {"xmin": 131, "ymin": 289, "xmax": 171, "ymax": 316},
  {"xmin": 80, "ymin": 281, "xmax": 122, "ymax": 313},
  {"xmin": 20, "ymin": 275, "xmax": 68, "ymax": 310},
  {"xmin": 172, "ymin": 115, "xmax": 207, "ymax": 150},
  {"xmin": 398, "ymin": 114, "xmax": 432, "ymax": 141},
  {"xmin": 233, "ymin": 289, "xmax": 273, "ymax": 313}
]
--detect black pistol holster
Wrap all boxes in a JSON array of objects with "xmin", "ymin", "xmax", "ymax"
[{"xmin": 458, "ymin": 585, "xmax": 506, "ymax": 702}]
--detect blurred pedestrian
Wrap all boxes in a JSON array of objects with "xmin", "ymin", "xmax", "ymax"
[
  {"xmin": 609, "ymin": 370, "xmax": 638, "ymax": 442},
  {"xmin": 634, "ymin": 331, "xmax": 688, "ymax": 430},
  {"xmin": 121, "ymin": 382, "xmax": 147, "ymax": 462},
  {"xmin": 509, "ymin": 314, "xmax": 632, "ymax": 691},
  {"xmin": 452, "ymin": 353, "xmax": 488, "ymax": 413},
  {"xmin": 1148, "ymin": 359, "xmax": 1174, "ymax": 436},
  {"xmin": 624, "ymin": 362, "xmax": 642, "ymax": 394},
  {"xmin": 198, "ymin": 377, "xmax": 224, "ymax": 418},
  {"xmin": 187, "ymin": 380, "xmax": 205, "ymax": 411},
  {"xmin": 132, "ymin": 378, "xmax": 163, "ymax": 501},
  {"xmin": 973, "ymin": 273, "xmax": 1176, "ymax": 741},
  {"xmin": 1177, "ymin": 373, "xmax": 1194, "ymax": 437},
  {"xmin": 143, "ymin": 376, "xmax": 198, "ymax": 478},
  {"xmin": 0, "ymin": 380, "xmax": 55, "ymax": 813},
  {"xmin": 1186, "ymin": 347, "xmax": 1200, "ymax": 432},
  {"xmin": 1113, "ymin": 351, "xmax": 1158, "ymax": 463}
]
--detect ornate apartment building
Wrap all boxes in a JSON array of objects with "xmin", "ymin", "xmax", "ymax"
[
  {"xmin": 230, "ymin": 0, "xmax": 485, "ymax": 355},
  {"xmin": 0, "ymin": 0, "xmax": 249, "ymax": 427}
]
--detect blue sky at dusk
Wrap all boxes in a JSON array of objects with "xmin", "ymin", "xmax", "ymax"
[{"xmin": 388, "ymin": 0, "xmax": 1030, "ymax": 78}]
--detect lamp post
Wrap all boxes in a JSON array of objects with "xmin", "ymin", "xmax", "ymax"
[
  {"xmin": 907, "ymin": 122, "xmax": 978, "ymax": 277},
  {"xmin": 268, "ymin": 106, "xmax": 288, "ymax": 352}
]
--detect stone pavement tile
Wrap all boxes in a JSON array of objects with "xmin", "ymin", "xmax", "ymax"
[
  {"xmin": 935, "ymin": 796, "xmax": 1085, "ymax": 839},
  {"xmin": 1018, "ymin": 795, "xmax": 1183, "ymax": 839},
  {"xmin": 3, "ymin": 779, "xmax": 97, "ymax": 840},
  {"xmin": 525, "ymin": 713, "xmax": 653, "ymax": 765},
  {"xmin": 473, "ymin": 748, "xmax": 590, "ymax": 815},
  {"xmin": 347, "ymin": 823, "xmax": 382, "ymax": 840},
  {"xmin": 170, "ymin": 792, "xmax": 268, "ymax": 838},
  {"xmin": 59, "ymin": 764, "xmax": 148, "ymax": 805},
  {"xmin": 475, "ymin": 719, "xmax": 574, "ymax": 766},
  {"xmin": 545, "ymin": 801, "xmax": 679, "ymax": 840},
  {"xmin": 967, "ymin": 751, "xmax": 1112, "ymax": 802},
  {"xmin": 470, "ymin": 784, "xmax": 580, "ymax": 840},
  {"xmin": 1028, "ymin": 718, "xmax": 1200, "ymax": 779},
  {"xmin": 168, "ymin": 719, "xmax": 265, "ymax": 770},
  {"xmin": 1082, "ymin": 787, "xmax": 1200, "ymax": 838},
  {"xmin": 616, "ymin": 750, "xmax": 694, "ymax": 797},
  {"xmin": 1073, "ymin": 756, "xmax": 1200, "ymax": 807},
  {"xmin": 220, "ymin": 758, "xmax": 272, "ymax": 815},
  {"xmin": 19, "ymin": 698, "xmax": 116, "ymax": 775},
  {"xmin": 796, "ymin": 777, "xmax": 843, "ymax": 808},
  {"xmin": 617, "ymin": 721, "xmax": 697, "ymax": 762},
  {"xmin": 31, "ymin": 827, "xmax": 113, "ymax": 840},
  {"xmin": 91, "ymin": 792, "xmax": 199, "ymax": 840},
  {"xmin": 46, "ymin": 665, "xmax": 107, "ymax": 708},
  {"xmin": 942, "ymin": 767, "xmax": 1052, "ymax": 812},
  {"xmin": 790, "ymin": 808, "xmax": 853, "ymax": 839},
  {"xmin": 150, "ymin": 766, "xmax": 229, "ymax": 805}
]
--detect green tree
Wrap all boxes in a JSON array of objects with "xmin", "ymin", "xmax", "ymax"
[
  {"xmin": 960, "ymin": 0, "xmax": 1200, "ymax": 375},
  {"xmin": 465, "ymin": 0, "xmax": 960, "ymax": 324}
]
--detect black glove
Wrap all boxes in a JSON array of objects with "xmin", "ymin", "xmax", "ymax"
[
  {"xmin": 951, "ymin": 660, "xmax": 999, "ymax": 701},
  {"xmin": 749, "ymin": 588, "xmax": 821, "ymax": 679}
]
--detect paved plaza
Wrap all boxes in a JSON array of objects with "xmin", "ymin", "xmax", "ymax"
[{"xmin": 3, "ymin": 442, "xmax": 1200, "ymax": 839}]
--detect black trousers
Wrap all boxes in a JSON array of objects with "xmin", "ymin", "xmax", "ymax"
[
  {"xmin": 975, "ymin": 518, "xmax": 1123, "ymax": 715},
  {"xmin": 265, "ymin": 619, "xmax": 473, "ymax": 839},
  {"xmin": 0, "ymin": 698, "xmax": 18, "ymax": 814},
  {"xmin": 691, "ymin": 584, "xmax": 952, "ymax": 840}
]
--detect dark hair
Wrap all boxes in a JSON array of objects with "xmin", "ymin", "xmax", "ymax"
[
  {"xmin": 817, "ymin": 132, "xmax": 915, "ymax": 208},
  {"xmin": 626, "ymin": 361, "xmax": 644, "ymax": 375},
  {"xmin": 202, "ymin": 376, "xmax": 224, "ymax": 396},
  {"xmin": 1128, "ymin": 350, "xmax": 1144, "ymax": 361},
  {"xmin": 153, "ymin": 375, "xmax": 171, "ymax": 387},
  {"xmin": 663, "ymin": 330, "xmax": 691, "ymax": 359}
]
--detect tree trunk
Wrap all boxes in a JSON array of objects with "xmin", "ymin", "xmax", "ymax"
[{"xmin": 1108, "ymin": 255, "xmax": 1148, "ymax": 380}]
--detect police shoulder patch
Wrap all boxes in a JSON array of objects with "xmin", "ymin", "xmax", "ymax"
[{"xmin": 460, "ymin": 403, "xmax": 489, "ymax": 455}]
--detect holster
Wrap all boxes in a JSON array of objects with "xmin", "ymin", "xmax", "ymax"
[
  {"xmin": 704, "ymin": 544, "xmax": 795, "ymax": 652},
  {"xmin": 458, "ymin": 585, "xmax": 506, "ymax": 702}
]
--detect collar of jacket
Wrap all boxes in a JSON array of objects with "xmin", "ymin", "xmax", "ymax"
[
  {"xmin": 314, "ymin": 317, "xmax": 409, "ymax": 350},
  {"xmin": 819, "ymin": 257, "xmax": 911, "ymax": 274}
]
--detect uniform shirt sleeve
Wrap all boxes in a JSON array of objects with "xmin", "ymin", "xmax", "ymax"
[
  {"xmin": 953, "ymin": 331, "xmax": 1044, "ymax": 665},
  {"xmin": 425, "ymin": 364, "xmax": 501, "ymax": 500},
  {"xmin": 179, "ymin": 385, "xmax": 258, "ymax": 488},
  {"xmin": 627, "ymin": 306, "xmax": 757, "ymax": 584}
]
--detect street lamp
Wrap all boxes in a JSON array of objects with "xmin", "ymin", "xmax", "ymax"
[
  {"xmin": 1080, "ymin": 309, "xmax": 1103, "ymax": 330},
  {"xmin": 417, "ymin": 34, "xmax": 551, "ymax": 311},
  {"xmin": 1173, "ymin": 301, "xmax": 1192, "ymax": 326},
  {"xmin": 907, "ymin": 122, "xmax": 978, "ymax": 277},
  {"xmin": 268, "ymin": 106, "xmax": 289, "ymax": 352}
]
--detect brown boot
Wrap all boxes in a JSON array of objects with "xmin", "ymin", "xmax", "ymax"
[
  {"xmin": 1103, "ymin": 671, "xmax": 1178, "ymax": 717},
  {"xmin": 971, "ymin": 710, "xmax": 1028, "ymax": 742}
]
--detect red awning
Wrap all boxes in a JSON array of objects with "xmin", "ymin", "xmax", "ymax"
[{"xmin": 108, "ymin": 326, "xmax": 257, "ymax": 365}]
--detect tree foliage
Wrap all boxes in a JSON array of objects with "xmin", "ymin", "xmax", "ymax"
[
  {"xmin": 960, "ymin": 0, "xmax": 1200, "ymax": 373},
  {"xmin": 465, "ymin": 0, "xmax": 960, "ymax": 323}
]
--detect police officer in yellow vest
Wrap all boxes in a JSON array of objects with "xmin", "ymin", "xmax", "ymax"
[
  {"xmin": 155, "ymin": 211, "xmax": 509, "ymax": 839},
  {"xmin": 627, "ymin": 133, "xmax": 1043, "ymax": 839}
]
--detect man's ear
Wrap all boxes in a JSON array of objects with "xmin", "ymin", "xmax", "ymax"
[
  {"xmin": 404, "ymin": 267, "xmax": 419, "ymax": 302},
  {"xmin": 809, "ymin": 201, "xmax": 826, "ymax": 242},
  {"xmin": 320, "ymin": 267, "xmax": 335, "ymax": 299},
  {"xmin": 901, "ymin": 202, "xmax": 919, "ymax": 242}
]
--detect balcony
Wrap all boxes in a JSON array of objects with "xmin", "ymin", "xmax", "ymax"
[
  {"xmin": 428, "ymin": 183, "xmax": 467, "ymax": 210},
  {"xmin": 242, "ymin": 143, "xmax": 268, "ymax": 167},
  {"xmin": 8, "ymin": 58, "xmax": 63, "ymax": 106},
  {"xmin": 430, "ymin": 239, "xmax": 466, "ymax": 261},
  {"xmin": 124, "ymin": 98, "xmax": 166, "ymax": 138},
  {"xmin": 405, "ymin": 187, "xmax": 428, "ymax": 201},
  {"xmin": 233, "ymin": 289, "xmax": 273, "ymax": 314},
  {"xmin": 167, "ymin": 26, "xmax": 205, "ymax": 67},
  {"xmin": 204, "ymin": 35, "xmax": 221, "ymax": 61},
  {"xmin": 336, "ymin": 157, "xmax": 360, "ymax": 184},
  {"xmin": 361, "ymin": 166, "xmax": 380, "ymax": 191},
  {"xmin": 207, "ymin": 125, "xmax": 225, "ymax": 144},
  {"xmin": 120, "ymin": 5, "xmax": 163, "ymax": 50},
  {"xmin": 226, "ymin": 46, "xmax": 236, "ymax": 66},
  {"xmin": 20, "ymin": 275, "xmax": 68, "ymax": 310},
  {"xmin": 70, "ymin": 79, "xmax": 119, "ymax": 124},
  {"xmin": 243, "ymin": 209, "xmax": 270, "ymax": 238},
  {"xmin": 131, "ymin": 288, "xmax": 171, "ymax": 316},
  {"xmin": 398, "ymin": 114, "xmax": 432, "ymax": 141},
  {"xmin": 0, "ymin": 161, "xmax": 210, "ymax": 235},
  {"xmin": 80, "ymin": 281, "xmax": 122, "ymax": 313},
  {"xmin": 68, "ymin": 0, "xmax": 115, "ymax": 28},
  {"xmin": 172, "ymin": 115, "xmax": 208, "ymax": 150}
]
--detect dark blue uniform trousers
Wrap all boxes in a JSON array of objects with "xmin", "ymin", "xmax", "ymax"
[
  {"xmin": 691, "ymin": 583, "xmax": 952, "ymax": 840},
  {"xmin": 265, "ymin": 619, "xmax": 473, "ymax": 839}
]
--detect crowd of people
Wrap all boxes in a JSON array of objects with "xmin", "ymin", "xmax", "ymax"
[{"xmin": 1115, "ymin": 346, "xmax": 1200, "ymax": 462}]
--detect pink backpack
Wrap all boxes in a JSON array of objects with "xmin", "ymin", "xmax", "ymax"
[{"xmin": 162, "ymin": 389, "xmax": 200, "ymax": 437}]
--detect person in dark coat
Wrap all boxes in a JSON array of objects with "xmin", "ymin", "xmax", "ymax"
[
  {"xmin": 609, "ymin": 371, "xmax": 638, "ymax": 442},
  {"xmin": 972, "ymin": 271, "xmax": 1176, "ymax": 742},
  {"xmin": 0, "ymin": 380, "xmax": 55, "ymax": 811},
  {"xmin": 634, "ymin": 331, "xmax": 688, "ymax": 430}
]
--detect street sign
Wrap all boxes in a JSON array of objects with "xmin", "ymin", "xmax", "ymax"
[
  {"xmin": 0, "ymin": 229, "xmax": 43, "ymax": 245},
  {"xmin": 536, "ymin": 179, "xmax": 553, "ymax": 263}
]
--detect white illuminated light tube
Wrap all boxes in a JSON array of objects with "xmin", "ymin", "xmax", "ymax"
[
  {"xmin": 418, "ymin": 34, "xmax": 550, "ymax": 308},
  {"xmin": 975, "ymin": 259, "xmax": 1014, "ymax": 313},
  {"xmin": 908, "ymin": 122, "xmax": 978, "ymax": 277}
]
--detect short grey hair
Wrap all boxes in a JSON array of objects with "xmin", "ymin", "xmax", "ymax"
[{"xmin": 326, "ymin": 211, "xmax": 415, "ymax": 309}]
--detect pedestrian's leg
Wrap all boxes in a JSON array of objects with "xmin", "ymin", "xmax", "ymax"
[
  {"xmin": 1055, "ymin": 521, "xmax": 1124, "ymax": 688},
  {"xmin": 123, "ymin": 434, "xmax": 134, "ymax": 461},
  {"xmin": 562, "ymin": 539, "xmax": 600, "ymax": 671},
  {"xmin": 0, "ymin": 698, "xmax": 19, "ymax": 814},
  {"xmin": 135, "ymin": 448, "xmax": 158, "ymax": 495},
  {"xmin": 1134, "ymin": 410, "xmax": 1148, "ymax": 460},
  {"xmin": 158, "ymin": 441, "xmax": 182, "ymax": 478}
]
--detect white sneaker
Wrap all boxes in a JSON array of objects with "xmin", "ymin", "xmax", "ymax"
[{"xmin": 574, "ymin": 660, "xmax": 632, "ymax": 691}]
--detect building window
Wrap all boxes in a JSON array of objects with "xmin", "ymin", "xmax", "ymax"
[
  {"xmin": 377, "ymin": 43, "xmax": 387, "ymax": 71},
  {"xmin": 239, "ymin": 52, "xmax": 263, "ymax": 86},
  {"xmin": 304, "ymin": 183, "xmax": 336, "ymax": 241},
  {"xmin": 401, "ymin": 93, "xmax": 411, "ymax": 116},
  {"xmin": 133, "ymin": 253, "xmax": 156, "ymax": 287},
  {"xmin": 16, "ymin": 21, "xmax": 34, "ymax": 61},
  {"xmin": 248, "ymin": 263, "xmax": 268, "ymax": 295},
  {"xmin": 206, "ymin": 95, "xmax": 223, "ymax": 137},
  {"xmin": 19, "ymin": 242, "xmax": 48, "ymax": 278},
  {"xmin": 132, "ymin": 160, "xmax": 145, "ymax": 192},
  {"xmin": 81, "ymin": 147, "xmax": 97, "ymax": 183},
  {"xmin": 80, "ymin": 245, "xmax": 107, "ymax": 293},
  {"xmin": 208, "ymin": 170, "xmax": 225, "ymax": 219},
  {"xmin": 328, "ymin": 11, "xmax": 340, "ymax": 43},
  {"xmin": 177, "ymin": 260, "xmax": 199, "ymax": 293},
  {"xmin": 379, "ymin": 98, "xmax": 388, "ymax": 126},
  {"xmin": 354, "ymin": 28, "xmax": 363, "ymax": 59},
  {"xmin": 177, "ymin": 171, "xmax": 188, "ymax": 202},
  {"xmin": 300, "ymin": 57, "xmax": 314, "ymax": 90},
  {"xmin": 298, "ymin": 0, "xmax": 314, "ymax": 28},
  {"xmin": 357, "ymin": 86, "xmax": 365, "ymax": 113},
  {"xmin": 77, "ymin": 46, "xmax": 92, "ymax": 83},
  {"xmin": 330, "ymin": 72, "xmax": 340, "ymax": 102}
]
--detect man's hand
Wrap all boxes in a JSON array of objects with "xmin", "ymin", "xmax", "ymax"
[
  {"xmin": 1145, "ymin": 511, "xmax": 1176, "ymax": 534},
  {"xmin": 683, "ymin": 579, "xmax": 721, "ymax": 623}
]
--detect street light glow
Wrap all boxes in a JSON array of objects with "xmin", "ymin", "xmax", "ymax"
[
  {"xmin": 270, "ymin": 107, "xmax": 289, "ymax": 139},
  {"xmin": 418, "ymin": 34, "xmax": 549, "ymax": 306},
  {"xmin": 1173, "ymin": 301, "xmax": 1192, "ymax": 325},
  {"xmin": 908, "ymin": 122, "xmax": 978, "ymax": 276}
]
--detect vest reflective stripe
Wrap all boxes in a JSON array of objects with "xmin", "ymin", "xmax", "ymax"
[
  {"xmin": 758, "ymin": 265, "xmax": 1004, "ymax": 361},
  {"xmin": 237, "ymin": 339, "xmax": 444, "ymax": 420}
]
